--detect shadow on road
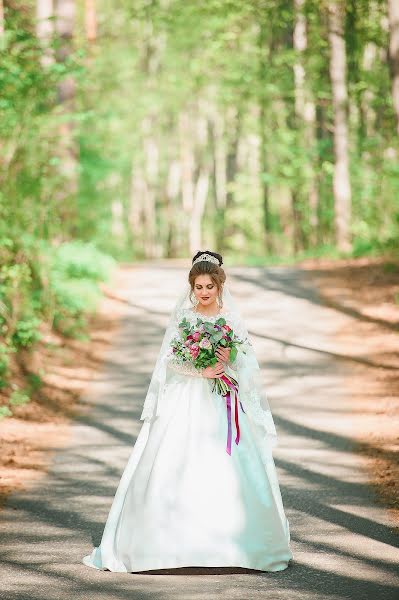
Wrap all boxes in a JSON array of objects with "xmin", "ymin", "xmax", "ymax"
[{"xmin": 2, "ymin": 266, "xmax": 399, "ymax": 600}]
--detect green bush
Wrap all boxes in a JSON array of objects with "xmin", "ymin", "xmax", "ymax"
[
  {"xmin": 12, "ymin": 316, "xmax": 42, "ymax": 348},
  {"xmin": 27, "ymin": 372, "xmax": 43, "ymax": 391},
  {"xmin": 48, "ymin": 241, "xmax": 116, "ymax": 336},
  {"xmin": 0, "ymin": 406, "xmax": 12, "ymax": 419},
  {"xmin": 0, "ymin": 237, "xmax": 116, "ymax": 408},
  {"xmin": 9, "ymin": 388, "xmax": 30, "ymax": 406},
  {"xmin": 0, "ymin": 343, "xmax": 10, "ymax": 389},
  {"xmin": 51, "ymin": 277, "xmax": 101, "ymax": 316},
  {"xmin": 51, "ymin": 241, "xmax": 115, "ymax": 282}
]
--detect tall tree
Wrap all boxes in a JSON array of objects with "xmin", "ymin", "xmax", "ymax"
[
  {"xmin": 258, "ymin": 17, "xmax": 273, "ymax": 253},
  {"xmin": 327, "ymin": 0, "xmax": 352, "ymax": 252},
  {"xmin": 36, "ymin": 0, "xmax": 54, "ymax": 66},
  {"xmin": 55, "ymin": 0, "xmax": 77, "ymax": 216},
  {"xmin": 85, "ymin": 0, "xmax": 97, "ymax": 42},
  {"xmin": 388, "ymin": 0, "xmax": 399, "ymax": 135},
  {"xmin": 0, "ymin": 0, "xmax": 4, "ymax": 35},
  {"xmin": 293, "ymin": 0, "xmax": 319, "ymax": 247}
]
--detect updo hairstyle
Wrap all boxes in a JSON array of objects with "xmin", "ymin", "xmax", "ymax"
[{"xmin": 188, "ymin": 250, "xmax": 226, "ymax": 308}]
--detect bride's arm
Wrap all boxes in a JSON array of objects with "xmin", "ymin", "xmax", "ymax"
[
  {"xmin": 166, "ymin": 356, "xmax": 226, "ymax": 380},
  {"xmin": 165, "ymin": 355, "xmax": 204, "ymax": 378}
]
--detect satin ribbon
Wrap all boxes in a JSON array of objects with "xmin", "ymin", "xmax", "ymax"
[{"xmin": 220, "ymin": 374, "xmax": 245, "ymax": 455}]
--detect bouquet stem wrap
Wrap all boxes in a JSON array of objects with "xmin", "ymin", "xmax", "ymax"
[{"xmin": 212, "ymin": 374, "xmax": 245, "ymax": 455}]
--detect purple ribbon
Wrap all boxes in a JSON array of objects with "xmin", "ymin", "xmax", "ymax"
[{"xmin": 220, "ymin": 374, "xmax": 245, "ymax": 455}]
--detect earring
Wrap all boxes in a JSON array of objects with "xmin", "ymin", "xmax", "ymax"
[{"xmin": 191, "ymin": 294, "xmax": 199, "ymax": 306}]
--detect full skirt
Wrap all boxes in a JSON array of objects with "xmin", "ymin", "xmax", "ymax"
[{"xmin": 82, "ymin": 373, "xmax": 293, "ymax": 572}]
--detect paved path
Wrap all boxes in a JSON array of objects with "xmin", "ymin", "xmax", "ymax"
[{"xmin": 1, "ymin": 264, "xmax": 398, "ymax": 600}]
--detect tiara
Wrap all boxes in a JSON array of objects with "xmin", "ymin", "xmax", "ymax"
[{"xmin": 193, "ymin": 253, "xmax": 220, "ymax": 266}]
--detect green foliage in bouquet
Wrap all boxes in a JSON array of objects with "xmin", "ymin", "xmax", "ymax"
[{"xmin": 172, "ymin": 315, "xmax": 245, "ymax": 373}]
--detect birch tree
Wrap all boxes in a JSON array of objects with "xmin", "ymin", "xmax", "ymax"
[
  {"xmin": 327, "ymin": 0, "xmax": 352, "ymax": 252},
  {"xmin": 388, "ymin": 0, "xmax": 399, "ymax": 135},
  {"xmin": 36, "ymin": 0, "xmax": 54, "ymax": 66},
  {"xmin": 293, "ymin": 0, "xmax": 319, "ymax": 246}
]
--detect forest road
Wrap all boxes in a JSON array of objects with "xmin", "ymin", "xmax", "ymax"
[{"xmin": 1, "ymin": 263, "xmax": 398, "ymax": 600}]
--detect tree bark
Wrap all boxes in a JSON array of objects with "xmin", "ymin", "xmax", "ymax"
[
  {"xmin": 165, "ymin": 158, "xmax": 181, "ymax": 257},
  {"xmin": 388, "ymin": 0, "xmax": 399, "ymax": 135},
  {"xmin": 293, "ymin": 0, "xmax": 319, "ymax": 248},
  {"xmin": 129, "ymin": 163, "xmax": 145, "ymax": 257},
  {"xmin": 190, "ymin": 165, "xmax": 210, "ymax": 255},
  {"xmin": 0, "ymin": 0, "xmax": 4, "ymax": 35},
  {"xmin": 85, "ymin": 0, "xmax": 97, "ymax": 42},
  {"xmin": 213, "ymin": 106, "xmax": 241, "ymax": 253},
  {"xmin": 327, "ymin": 0, "xmax": 352, "ymax": 252},
  {"xmin": 179, "ymin": 111, "xmax": 195, "ymax": 214},
  {"xmin": 142, "ymin": 116, "xmax": 159, "ymax": 257},
  {"xmin": 36, "ymin": 0, "xmax": 54, "ymax": 66},
  {"xmin": 55, "ymin": 0, "xmax": 77, "ymax": 217},
  {"xmin": 189, "ymin": 107, "xmax": 210, "ymax": 255},
  {"xmin": 209, "ymin": 110, "xmax": 227, "ymax": 212},
  {"xmin": 258, "ymin": 20, "xmax": 273, "ymax": 253}
]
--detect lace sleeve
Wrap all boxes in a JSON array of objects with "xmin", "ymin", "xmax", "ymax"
[
  {"xmin": 166, "ymin": 355, "xmax": 204, "ymax": 378},
  {"xmin": 225, "ymin": 343, "xmax": 250, "ymax": 376},
  {"xmin": 222, "ymin": 311, "xmax": 278, "ymax": 462},
  {"xmin": 226, "ymin": 314, "xmax": 253, "ymax": 372}
]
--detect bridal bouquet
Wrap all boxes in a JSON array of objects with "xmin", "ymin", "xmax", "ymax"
[
  {"xmin": 170, "ymin": 315, "xmax": 244, "ymax": 394},
  {"xmin": 170, "ymin": 315, "xmax": 247, "ymax": 455}
]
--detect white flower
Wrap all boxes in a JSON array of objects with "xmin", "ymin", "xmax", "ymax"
[{"xmin": 199, "ymin": 337, "xmax": 212, "ymax": 349}]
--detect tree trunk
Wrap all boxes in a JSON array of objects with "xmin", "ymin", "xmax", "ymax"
[
  {"xmin": 36, "ymin": 0, "xmax": 54, "ymax": 66},
  {"xmin": 213, "ymin": 106, "xmax": 240, "ymax": 253},
  {"xmin": 55, "ymin": 0, "xmax": 77, "ymax": 219},
  {"xmin": 293, "ymin": 0, "xmax": 306, "ymax": 119},
  {"xmin": 111, "ymin": 200, "xmax": 124, "ymax": 239},
  {"xmin": 225, "ymin": 109, "xmax": 240, "ymax": 212},
  {"xmin": 55, "ymin": 0, "xmax": 75, "ymax": 101},
  {"xmin": 165, "ymin": 158, "xmax": 181, "ymax": 257},
  {"xmin": 179, "ymin": 111, "xmax": 195, "ymax": 214},
  {"xmin": 388, "ymin": 0, "xmax": 399, "ymax": 135},
  {"xmin": 189, "ymin": 165, "xmax": 210, "ymax": 255},
  {"xmin": 129, "ymin": 163, "xmax": 145, "ymax": 257},
  {"xmin": 142, "ymin": 116, "xmax": 159, "ymax": 257},
  {"xmin": 85, "ymin": 0, "xmax": 97, "ymax": 42},
  {"xmin": 327, "ymin": 0, "xmax": 352, "ymax": 252},
  {"xmin": 0, "ymin": 0, "xmax": 4, "ymax": 35},
  {"xmin": 258, "ymin": 20, "xmax": 273, "ymax": 254},
  {"xmin": 189, "ymin": 107, "xmax": 210, "ymax": 255},
  {"xmin": 293, "ymin": 0, "xmax": 319, "ymax": 248},
  {"xmin": 209, "ymin": 110, "xmax": 227, "ymax": 212}
]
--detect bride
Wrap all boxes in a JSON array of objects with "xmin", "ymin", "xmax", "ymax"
[{"xmin": 83, "ymin": 250, "xmax": 293, "ymax": 573}]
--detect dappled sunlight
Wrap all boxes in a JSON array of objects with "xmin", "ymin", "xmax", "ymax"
[
  {"xmin": 2, "ymin": 0, "xmax": 398, "ymax": 591},
  {"xmin": 1, "ymin": 266, "xmax": 398, "ymax": 598}
]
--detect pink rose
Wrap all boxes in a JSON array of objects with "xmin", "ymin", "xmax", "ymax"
[
  {"xmin": 192, "ymin": 331, "xmax": 201, "ymax": 342},
  {"xmin": 190, "ymin": 342, "xmax": 199, "ymax": 356}
]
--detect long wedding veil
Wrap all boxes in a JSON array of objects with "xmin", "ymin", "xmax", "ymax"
[{"xmin": 139, "ymin": 281, "xmax": 278, "ymax": 463}]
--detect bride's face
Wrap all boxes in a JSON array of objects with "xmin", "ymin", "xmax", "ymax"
[{"xmin": 193, "ymin": 274, "xmax": 219, "ymax": 308}]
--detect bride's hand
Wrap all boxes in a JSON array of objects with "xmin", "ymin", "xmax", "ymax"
[
  {"xmin": 201, "ymin": 362, "xmax": 225, "ymax": 379},
  {"xmin": 215, "ymin": 347, "xmax": 230, "ymax": 363}
]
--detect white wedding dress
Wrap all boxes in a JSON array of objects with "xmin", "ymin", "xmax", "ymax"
[{"xmin": 82, "ymin": 306, "xmax": 293, "ymax": 573}]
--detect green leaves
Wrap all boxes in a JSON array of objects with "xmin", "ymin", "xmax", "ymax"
[
  {"xmin": 11, "ymin": 316, "xmax": 42, "ymax": 349},
  {"xmin": 230, "ymin": 346, "xmax": 238, "ymax": 362}
]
